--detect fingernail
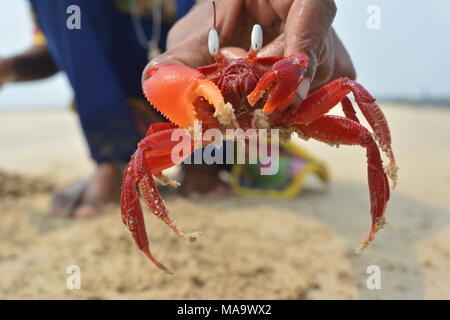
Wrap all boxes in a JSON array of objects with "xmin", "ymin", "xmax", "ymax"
[{"xmin": 297, "ymin": 78, "xmax": 311, "ymax": 100}]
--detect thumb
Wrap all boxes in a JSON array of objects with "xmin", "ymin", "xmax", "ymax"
[{"xmin": 283, "ymin": 0, "xmax": 337, "ymax": 96}]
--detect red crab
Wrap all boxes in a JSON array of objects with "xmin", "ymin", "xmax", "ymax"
[{"xmin": 121, "ymin": 23, "xmax": 398, "ymax": 273}]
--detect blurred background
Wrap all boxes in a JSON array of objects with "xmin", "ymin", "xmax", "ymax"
[
  {"xmin": 1, "ymin": 0, "xmax": 450, "ymax": 300},
  {"xmin": 1, "ymin": 0, "xmax": 449, "ymax": 109}
]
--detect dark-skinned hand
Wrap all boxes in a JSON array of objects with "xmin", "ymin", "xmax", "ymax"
[{"xmin": 143, "ymin": 0, "xmax": 356, "ymax": 101}]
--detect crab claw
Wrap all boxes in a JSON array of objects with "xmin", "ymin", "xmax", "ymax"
[
  {"xmin": 247, "ymin": 53, "xmax": 309, "ymax": 114},
  {"xmin": 143, "ymin": 63, "xmax": 227, "ymax": 129}
]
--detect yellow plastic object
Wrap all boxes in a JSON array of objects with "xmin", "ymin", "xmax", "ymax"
[{"xmin": 230, "ymin": 141, "xmax": 329, "ymax": 199}]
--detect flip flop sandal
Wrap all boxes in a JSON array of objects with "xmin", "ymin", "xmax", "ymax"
[
  {"xmin": 51, "ymin": 163, "xmax": 126, "ymax": 218},
  {"xmin": 51, "ymin": 179, "xmax": 90, "ymax": 218}
]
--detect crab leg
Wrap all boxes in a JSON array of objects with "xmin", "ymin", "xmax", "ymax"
[
  {"xmin": 297, "ymin": 115, "xmax": 390, "ymax": 252},
  {"xmin": 341, "ymin": 96, "xmax": 360, "ymax": 123},
  {"xmin": 121, "ymin": 159, "xmax": 172, "ymax": 273},
  {"xmin": 288, "ymin": 77, "xmax": 397, "ymax": 186},
  {"xmin": 121, "ymin": 125, "xmax": 197, "ymax": 273}
]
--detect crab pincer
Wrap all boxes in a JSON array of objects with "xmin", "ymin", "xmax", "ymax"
[
  {"xmin": 247, "ymin": 53, "xmax": 309, "ymax": 114},
  {"xmin": 143, "ymin": 63, "xmax": 227, "ymax": 129}
]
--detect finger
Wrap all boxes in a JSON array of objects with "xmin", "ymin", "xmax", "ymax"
[
  {"xmin": 283, "ymin": 0, "xmax": 337, "ymax": 80},
  {"xmin": 219, "ymin": 47, "xmax": 247, "ymax": 60},
  {"xmin": 308, "ymin": 29, "xmax": 356, "ymax": 91},
  {"xmin": 308, "ymin": 30, "xmax": 334, "ymax": 91},
  {"xmin": 331, "ymin": 31, "xmax": 356, "ymax": 81},
  {"xmin": 258, "ymin": 33, "xmax": 285, "ymax": 58}
]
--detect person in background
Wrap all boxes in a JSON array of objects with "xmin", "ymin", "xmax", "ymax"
[
  {"xmin": 0, "ymin": 0, "xmax": 355, "ymax": 217},
  {"xmin": 0, "ymin": 0, "xmax": 199, "ymax": 218}
]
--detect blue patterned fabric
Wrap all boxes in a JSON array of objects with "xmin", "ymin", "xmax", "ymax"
[{"xmin": 29, "ymin": 0, "xmax": 195, "ymax": 163}]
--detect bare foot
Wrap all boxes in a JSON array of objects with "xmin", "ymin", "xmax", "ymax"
[
  {"xmin": 52, "ymin": 163, "xmax": 123, "ymax": 218},
  {"xmin": 178, "ymin": 164, "xmax": 231, "ymax": 196}
]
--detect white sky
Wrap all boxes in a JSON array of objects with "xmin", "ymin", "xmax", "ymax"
[{"xmin": 0, "ymin": 0, "xmax": 449, "ymax": 109}]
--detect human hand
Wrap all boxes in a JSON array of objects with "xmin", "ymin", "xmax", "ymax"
[
  {"xmin": 0, "ymin": 44, "xmax": 58, "ymax": 85},
  {"xmin": 0, "ymin": 57, "xmax": 15, "ymax": 87},
  {"xmin": 144, "ymin": 0, "xmax": 355, "ymax": 100}
]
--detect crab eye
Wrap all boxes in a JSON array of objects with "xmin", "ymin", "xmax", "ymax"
[
  {"xmin": 208, "ymin": 28, "xmax": 219, "ymax": 56},
  {"xmin": 251, "ymin": 24, "xmax": 263, "ymax": 51}
]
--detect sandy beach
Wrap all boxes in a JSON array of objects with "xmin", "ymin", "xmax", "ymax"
[{"xmin": 1, "ymin": 103, "xmax": 450, "ymax": 299}]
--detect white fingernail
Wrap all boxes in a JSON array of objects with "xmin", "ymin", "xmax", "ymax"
[{"xmin": 297, "ymin": 78, "xmax": 311, "ymax": 100}]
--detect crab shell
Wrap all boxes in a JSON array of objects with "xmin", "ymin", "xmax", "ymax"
[{"xmin": 142, "ymin": 53, "xmax": 309, "ymax": 132}]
